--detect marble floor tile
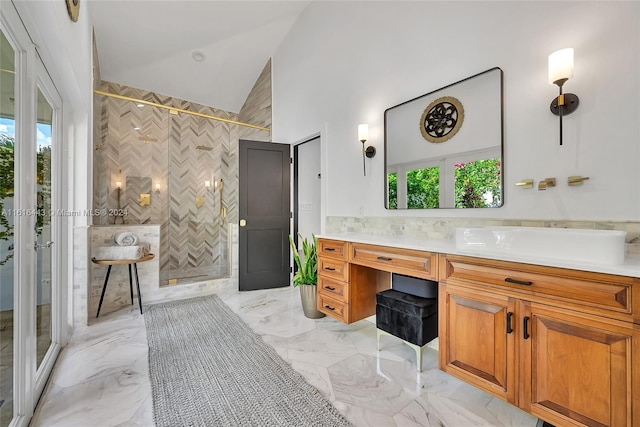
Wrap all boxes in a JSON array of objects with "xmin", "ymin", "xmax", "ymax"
[
  {"xmin": 34, "ymin": 370, "xmax": 150, "ymax": 427},
  {"xmin": 32, "ymin": 284, "xmax": 539, "ymax": 427},
  {"xmin": 329, "ymin": 353, "xmax": 420, "ymax": 417},
  {"xmin": 333, "ymin": 400, "xmax": 397, "ymax": 427},
  {"xmin": 286, "ymin": 326, "xmax": 360, "ymax": 367}
]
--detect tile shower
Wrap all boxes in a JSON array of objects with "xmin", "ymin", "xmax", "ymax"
[{"xmin": 93, "ymin": 81, "xmax": 240, "ymax": 286}]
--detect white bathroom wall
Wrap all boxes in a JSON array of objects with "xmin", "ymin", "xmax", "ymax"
[
  {"xmin": 13, "ymin": 0, "xmax": 93, "ymax": 220},
  {"xmin": 10, "ymin": 0, "xmax": 93, "ymax": 333},
  {"xmin": 272, "ymin": 1, "xmax": 640, "ymax": 221}
]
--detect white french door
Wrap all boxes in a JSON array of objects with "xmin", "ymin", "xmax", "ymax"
[
  {"xmin": 0, "ymin": 4, "xmax": 63, "ymax": 427},
  {"xmin": 34, "ymin": 55, "xmax": 63, "ymax": 407}
]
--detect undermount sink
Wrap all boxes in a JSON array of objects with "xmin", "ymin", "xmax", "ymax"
[{"xmin": 455, "ymin": 226, "xmax": 627, "ymax": 265}]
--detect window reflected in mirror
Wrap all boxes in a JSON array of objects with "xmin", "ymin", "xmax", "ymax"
[{"xmin": 385, "ymin": 68, "xmax": 503, "ymax": 209}]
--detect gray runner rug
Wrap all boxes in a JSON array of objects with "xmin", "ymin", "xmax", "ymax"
[{"xmin": 145, "ymin": 295, "xmax": 353, "ymax": 427}]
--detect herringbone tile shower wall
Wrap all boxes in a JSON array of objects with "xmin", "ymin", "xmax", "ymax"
[{"xmin": 94, "ymin": 82, "xmax": 242, "ymax": 284}]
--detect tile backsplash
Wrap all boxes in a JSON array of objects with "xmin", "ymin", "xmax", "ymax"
[{"xmin": 325, "ymin": 216, "xmax": 640, "ymax": 255}]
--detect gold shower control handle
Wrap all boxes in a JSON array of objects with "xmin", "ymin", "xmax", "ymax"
[
  {"xmin": 239, "ymin": 219, "xmax": 246, "ymax": 227},
  {"xmin": 568, "ymin": 176, "xmax": 590, "ymax": 186},
  {"xmin": 515, "ymin": 179, "xmax": 533, "ymax": 189}
]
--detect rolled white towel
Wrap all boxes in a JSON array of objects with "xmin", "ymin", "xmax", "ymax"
[
  {"xmin": 93, "ymin": 243, "xmax": 149, "ymax": 261},
  {"xmin": 114, "ymin": 232, "xmax": 138, "ymax": 246}
]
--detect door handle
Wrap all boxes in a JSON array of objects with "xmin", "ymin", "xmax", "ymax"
[
  {"xmin": 506, "ymin": 312, "xmax": 513, "ymax": 334},
  {"xmin": 239, "ymin": 219, "xmax": 246, "ymax": 227},
  {"xmin": 505, "ymin": 277, "xmax": 532, "ymax": 286},
  {"xmin": 34, "ymin": 241, "xmax": 54, "ymax": 250},
  {"xmin": 523, "ymin": 316, "xmax": 530, "ymax": 340}
]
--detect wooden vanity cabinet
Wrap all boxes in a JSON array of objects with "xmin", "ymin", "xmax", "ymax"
[
  {"xmin": 317, "ymin": 239, "xmax": 440, "ymax": 324},
  {"xmin": 439, "ymin": 254, "xmax": 639, "ymax": 427},
  {"xmin": 520, "ymin": 302, "xmax": 636, "ymax": 427},
  {"xmin": 438, "ymin": 282, "xmax": 517, "ymax": 403},
  {"xmin": 317, "ymin": 238, "xmax": 389, "ymax": 323},
  {"xmin": 350, "ymin": 242, "xmax": 438, "ymax": 281}
]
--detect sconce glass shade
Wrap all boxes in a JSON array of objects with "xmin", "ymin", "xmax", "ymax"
[
  {"xmin": 205, "ymin": 180, "xmax": 211, "ymax": 188},
  {"xmin": 358, "ymin": 123, "xmax": 369, "ymax": 142},
  {"xmin": 548, "ymin": 48, "xmax": 574, "ymax": 85},
  {"xmin": 116, "ymin": 181, "xmax": 122, "ymax": 189}
]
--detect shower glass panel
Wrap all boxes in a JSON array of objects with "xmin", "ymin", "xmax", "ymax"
[
  {"xmin": 162, "ymin": 112, "xmax": 230, "ymax": 285},
  {"xmin": 93, "ymin": 94, "xmax": 231, "ymax": 286}
]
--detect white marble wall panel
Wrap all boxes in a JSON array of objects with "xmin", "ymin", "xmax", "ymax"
[
  {"xmin": 72, "ymin": 226, "xmax": 89, "ymax": 327},
  {"xmin": 326, "ymin": 216, "xmax": 640, "ymax": 254}
]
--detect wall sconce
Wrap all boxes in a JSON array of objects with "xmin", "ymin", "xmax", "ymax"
[
  {"xmin": 114, "ymin": 178, "xmax": 124, "ymax": 224},
  {"xmin": 358, "ymin": 123, "xmax": 376, "ymax": 176},
  {"xmin": 155, "ymin": 183, "xmax": 161, "ymax": 194},
  {"xmin": 205, "ymin": 180, "xmax": 211, "ymax": 192},
  {"xmin": 548, "ymin": 48, "xmax": 580, "ymax": 145}
]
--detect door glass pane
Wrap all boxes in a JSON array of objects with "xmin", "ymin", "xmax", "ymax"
[
  {"xmin": 453, "ymin": 158, "xmax": 502, "ymax": 208},
  {"xmin": 35, "ymin": 89, "xmax": 52, "ymax": 369},
  {"xmin": 407, "ymin": 167, "xmax": 439, "ymax": 208},
  {"xmin": 0, "ymin": 29, "xmax": 15, "ymax": 426}
]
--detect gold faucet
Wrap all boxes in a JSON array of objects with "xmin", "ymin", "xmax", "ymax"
[{"xmin": 538, "ymin": 178, "xmax": 556, "ymax": 191}]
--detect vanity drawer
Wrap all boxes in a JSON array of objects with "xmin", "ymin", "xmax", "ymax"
[
  {"xmin": 318, "ymin": 239, "xmax": 348, "ymax": 261},
  {"xmin": 318, "ymin": 293, "xmax": 349, "ymax": 323},
  {"xmin": 441, "ymin": 254, "xmax": 637, "ymax": 322},
  {"xmin": 318, "ymin": 277, "xmax": 349, "ymax": 302},
  {"xmin": 318, "ymin": 258, "xmax": 349, "ymax": 282},
  {"xmin": 350, "ymin": 243, "xmax": 437, "ymax": 281}
]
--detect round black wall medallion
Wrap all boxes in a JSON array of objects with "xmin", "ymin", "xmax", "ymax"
[
  {"xmin": 66, "ymin": 0, "xmax": 80, "ymax": 22},
  {"xmin": 420, "ymin": 96, "xmax": 464, "ymax": 143}
]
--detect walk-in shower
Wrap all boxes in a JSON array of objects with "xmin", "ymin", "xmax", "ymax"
[{"xmin": 93, "ymin": 82, "xmax": 267, "ymax": 285}]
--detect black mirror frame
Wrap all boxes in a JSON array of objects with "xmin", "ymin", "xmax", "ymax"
[{"xmin": 383, "ymin": 67, "xmax": 504, "ymax": 209}]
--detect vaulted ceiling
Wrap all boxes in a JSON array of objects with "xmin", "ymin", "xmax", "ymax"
[{"xmin": 90, "ymin": 1, "xmax": 311, "ymax": 113}]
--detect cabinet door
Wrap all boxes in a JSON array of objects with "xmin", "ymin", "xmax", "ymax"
[
  {"xmin": 440, "ymin": 283, "xmax": 517, "ymax": 403},
  {"xmin": 520, "ymin": 302, "xmax": 636, "ymax": 427}
]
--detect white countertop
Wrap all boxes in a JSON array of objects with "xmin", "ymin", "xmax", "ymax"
[{"xmin": 318, "ymin": 233, "xmax": 640, "ymax": 278}]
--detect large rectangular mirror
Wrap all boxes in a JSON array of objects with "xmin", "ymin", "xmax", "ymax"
[{"xmin": 384, "ymin": 67, "xmax": 503, "ymax": 209}]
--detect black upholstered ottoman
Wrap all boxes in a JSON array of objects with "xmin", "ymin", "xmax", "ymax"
[{"xmin": 376, "ymin": 289, "xmax": 438, "ymax": 372}]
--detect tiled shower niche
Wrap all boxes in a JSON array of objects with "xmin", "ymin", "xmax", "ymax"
[{"xmin": 93, "ymin": 81, "xmax": 249, "ymax": 285}]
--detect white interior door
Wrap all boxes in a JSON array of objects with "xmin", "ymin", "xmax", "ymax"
[{"xmin": 294, "ymin": 136, "xmax": 321, "ymax": 243}]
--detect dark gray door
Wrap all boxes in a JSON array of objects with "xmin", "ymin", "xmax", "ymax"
[{"xmin": 239, "ymin": 140, "xmax": 291, "ymax": 291}]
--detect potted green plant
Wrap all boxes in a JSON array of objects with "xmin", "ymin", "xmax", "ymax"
[{"xmin": 289, "ymin": 233, "xmax": 325, "ymax": 319}]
